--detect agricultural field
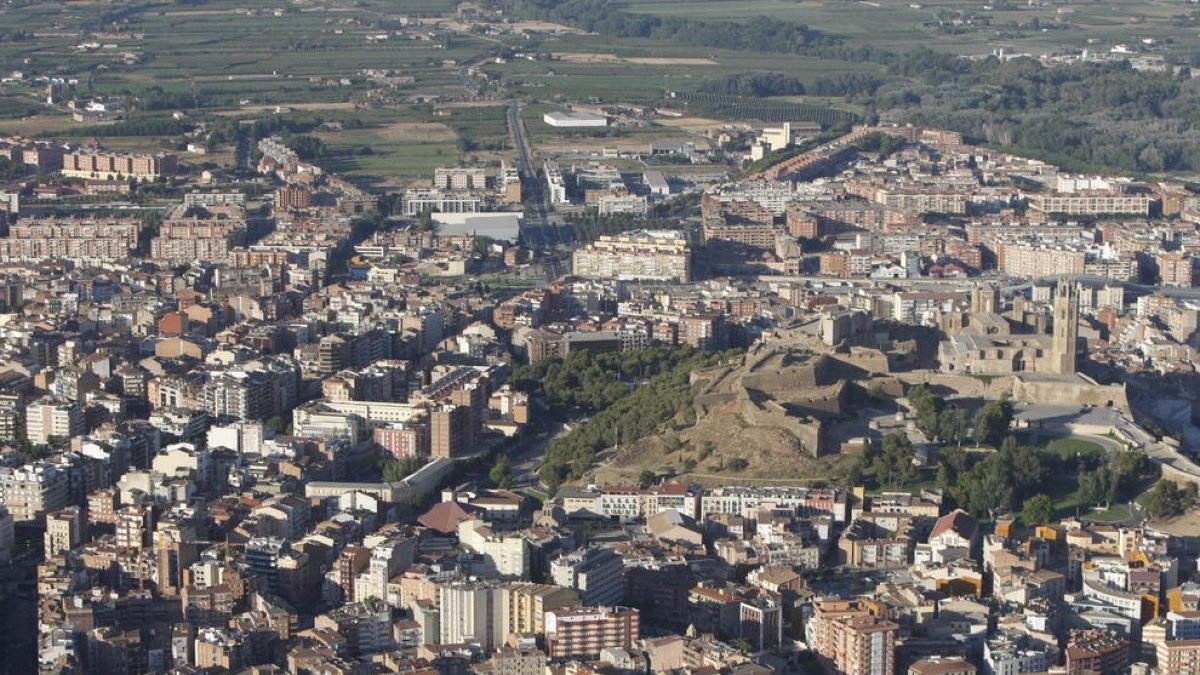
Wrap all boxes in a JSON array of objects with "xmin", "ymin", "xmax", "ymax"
[
  {"xmin": 0, "ymin": 0, "xmax": 478, "ymax": 108},
  {"xmin": 616, "ymin": 0, "xmax": 1200, "ymax": 57},
  {"xmin": 484, "ymin": 33, "xmax": 884, "ymax": 105}
]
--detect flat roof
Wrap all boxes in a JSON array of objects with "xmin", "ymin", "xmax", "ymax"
[
  {"xmin": 544, "ymin": 110, "xmax": 608, "ymax": 122},
  {"xmin": 431, "ymin": 212, "xmax": 523, "ymax": 242}
]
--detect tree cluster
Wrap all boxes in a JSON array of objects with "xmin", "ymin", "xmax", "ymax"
[
  {"xmin": 906, "ymin": 384, "xmax": 969, "ymax": 445},
  {"xmin": 380, "ymin": 456, "xmax": 429, "ymax": 482},
  {"xmin": 948, "ymin": 437, "xmax": 1046, "ymax": 520},
  {"xmin": 62, "ymin": 116, "xmax": 193, "ymax": 139},
  {"xmin": 699, "ymin": 72, "xmax": 806, "ymax": 98},
  {"xmin": 500, "ymin": 0, "xmax": 836, "ymax": 54},
  {"xmin": 1141, "ymin": 480, "xmax": 1198, "ymax": 519},
  {"xmin": 513, "ymin": 346, "xmax": 707, "ymax": 415},
  {"xmin": 536, "ymin": 347, "xmax": 739, "ymax": 494}
]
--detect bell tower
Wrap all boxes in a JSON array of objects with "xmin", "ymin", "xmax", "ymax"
[{"xmin": 1048, "ymin": 282, "xmax": 1079, "ymax": 374}]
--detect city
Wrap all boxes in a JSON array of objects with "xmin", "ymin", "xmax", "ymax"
[{"xmin": 0, "ymin": 2, "xmax": 1199, "ymax": 675}]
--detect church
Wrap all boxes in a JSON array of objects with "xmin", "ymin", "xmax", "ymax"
[{"xmin": 937, "ymin": 282, "xmax": 1080, "ymax": 375}]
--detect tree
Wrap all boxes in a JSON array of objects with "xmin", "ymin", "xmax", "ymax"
[
  {"xmin": 1079, "ymin": 467, "xmax": 1113, "ymax": 508},
  {"xmin": 1141, "ymin": 480, "xmax": 1196, "ymax": 519},
  {"xmin": 874, "ymin": 433, "xmax": 918, "ymax": 488},
  {"xmin": 1022, "ymin": 494, "xmax": 1054, "ymax": 526},
  {"xmin": 638, "ymin": 469, "xmax": 657, "ymax": 489},
  {"xmin": 490, "ymin": 456, "xmax": 514, "ymax": 489},
  {"xmin": 974, "ymin": 399, "xmax": 1014, "ymax": 447},
  {"xmin": 937, "ymin": 407, "xmax": 969, "ymax": 445},
  {"xmin": 381, "ymin": 456, "xmax": 428, "ymax": 482},
  {"xmin": 953, "ymin": 455, "xmax": 1013, "ymax": 520},
  {"xmin": 727, "ymin": 458, "xmax": 750, "ymax": 472},
  {"xmin": 1113, "ymin": 451, "xmax": 1152, "ymax": 498},
  {"xmin": 1008, "ymin": 444, "xmax": 1048, "ymax": 501},
  {"xmin": 283, "ymin": 134, "xmax": 326, "ymax": 160},
  {"xmin": 937, "ymin": 445, "xmax": 969, "ymax": 490},
  {"xmin": 842, "ymin": 455, "xmax": 866, "ymax": 488},
  {"xmin": 266, "ymin": 415, "xmax": 287, "ymax": 435}
]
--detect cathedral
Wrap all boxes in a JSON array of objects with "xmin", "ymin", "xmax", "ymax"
[{"xmin": 938, "ymin": 282, "xmax": 1080, "ymax": 375}]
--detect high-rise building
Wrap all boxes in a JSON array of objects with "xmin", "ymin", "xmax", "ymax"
[
  {"xmin": 430, "ymin": 404, "xmax": 471, "ymax": 459},
  {"xmin": 439, "ymin": 582, "xmax": 504, "ymax": 650},
  {"xmin": 0, "ymin": 462, "xmax": 70, "ymax": 523},
  {"xmin": 44, "ymin": 506, "xmax": 86, "ymax": 558},
  {"xmin": 25, "ymin": 397, "xmax": 84, "ymax": 445},
  {"xmin": 550, "ymin": 546, "xmax": 625, "ymax": 607},
  {"xmin": 500, "ymin": 583, "xmax": 580, "ymax": 636},
  {"xmin": 806, "ymin": 599, "xmax": 898, "ymax": 675},
  {"xmin": 544, "ymin": 606, "xmax": 639, "ymax": 661}
]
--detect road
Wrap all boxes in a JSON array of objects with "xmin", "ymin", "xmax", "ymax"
[{"xmin": 506, "ymin": 100, "xmax": 566, "ymax": 252}]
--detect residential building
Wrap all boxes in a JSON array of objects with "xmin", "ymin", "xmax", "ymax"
[
  {"xmin": 572, "ymin": 230, "xmax": 692, "ymax": 282},
  {"xmin": 544, "ymin": 606, "xmax": 639, "ymax": 660}
]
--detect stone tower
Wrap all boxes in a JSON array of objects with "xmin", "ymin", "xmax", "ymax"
[
  {"xmin": 971, "ymin": 284, "xmax": 999, "ymax": 316},
  {"xmin": 1048, "ymin": 281, "xmax": 1079, "ymax": 374}
]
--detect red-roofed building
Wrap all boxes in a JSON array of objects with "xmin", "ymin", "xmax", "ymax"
[
  {"xmin": 929, "ymin": 508, "xmax": 979, "ymax": 559},
  {"xmin": 418, "ymin": 500, "xmax": 482, "ymax": 535}
]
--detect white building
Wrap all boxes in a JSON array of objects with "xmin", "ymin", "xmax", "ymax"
[
  {"xmin": 543, "ymin": 110, "xmax": 609, "ymax": 128},
  {"xmin": 0, "ymin": 462, "xmax": 70, "ymax": 523},
  {"xmin": 984, "ymin": 635, "xmax": 1055, "ymax": 675},
  {"xmin": 439, "ymin": 582, "xmax": 504, "ymax": 650},
  {"xmin": 458, "ymin": 517, "xmax": 528, "ymax": 579},
  {"xmin": 25, "ymin": 397, "xmax": 84, "ymax": 445}
]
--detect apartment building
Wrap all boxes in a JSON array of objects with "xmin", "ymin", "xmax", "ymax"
[
  {"xmin": 500, "ymin": 582, "xmax": 580, "ymax": 636},
  {"xmin": 544, "ymin": 606, "xmax": 640, "ymax": 661},
  {"xmin": 0, "ymin": 462, "xmax": 70, "ymax": 523},
  {"xmin": 998, "ymin": 243, "xmax": 1087, "ymax": 278},
  {"xmin": 572, "ymin": 230, "xmax": 692, "ymax": 282},
  {"xmin": 44, "ymin": 505, "xmax": 86, "ymax": 558},
  {"xmin": 0, "ymin": 217, "xmax": 140, "ymax": 263},
  {"xmin": 597, "ymin": 194, "xmax": 649, "ymax": 216},
  {"xmin": 1156, "ymin": 640, "xmax": 1200, "ymax": 675},
  {"xmin": 550, "ymin": 546, "xmax": 624, "ymax": 607},
  {"xmin": 820, "ymin": 250, "xmax": 873, "ymax": 279},
  {"xmin": 435, "ymin": 167, "xmax": 488, "ymax": 191},
  {"xmin": 1064, "ymin": 629, "xmax": 1131, "ymax": 674},
  {"xmin": 1160, "ymin": 252, "xmax": 1199, "ymax": 288},
  {"xmin": 806, "ymin": 599, "xmax": 898, "ymax": 675},
  {"xmin": 61, "ymin": 150, "xmax": 177, "ymax": 180},
  {"xmin": 439, "ymin": 582, "xmax": 504, "ymax": 650},
  {"xmin": 402, "ymin": 188, "xmax": 482, "ymax": 216},
  {"xmin": 1031, "ymin": 191, "xmax": 1153, "ymax": 216},
  {"xmin": 25, "ymin": 397, "xmax": 85, "ymax": 445},
  {"xmin": 0, "ymin": 505, "xmax": 12, "ymax": 564},
  {"xmin": 544, "ymin": 160, "xmax": 568, "ymax": 205},
  {"xmin": 151, "ymin": 204, "xmax": 248, "ymax": 265},
  {"xmin": 501, "ymin": 161, "xmax": 522, "ymax": 204}
]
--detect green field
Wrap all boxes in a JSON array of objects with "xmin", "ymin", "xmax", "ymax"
[
  {"xmin": 616, "ymin": 0, "xmax": 1200, "ymax": 56},
  {"xmin": 2, "ymin": 0, "xmax": 1197, "ymax": 183},
  {"xmin": 319, "ymin": 140, "xmax": 458, "ymax": 183}
]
